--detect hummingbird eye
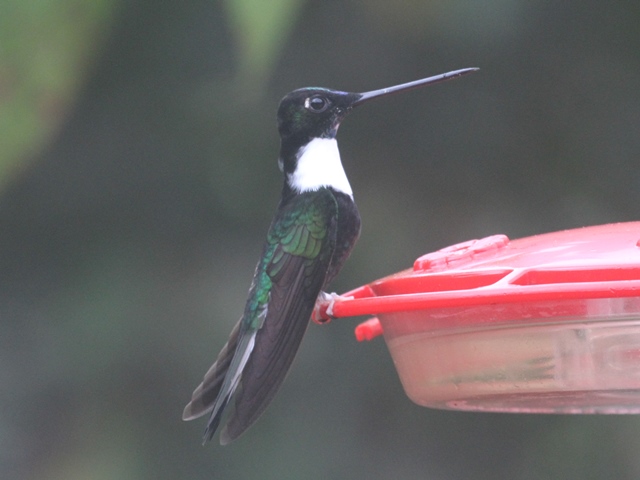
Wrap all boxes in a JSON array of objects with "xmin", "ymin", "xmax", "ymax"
[{"xmin": 305, "ymin": 95, "xmax": 330, "ymax": 113}]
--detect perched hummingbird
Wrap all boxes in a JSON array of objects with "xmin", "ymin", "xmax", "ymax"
[{"xmin": 183, "ymin": 67, "xmax": 478, "ymax": 444}]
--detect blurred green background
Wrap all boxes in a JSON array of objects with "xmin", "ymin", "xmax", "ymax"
[{"xmin": 2, "ymin": 0, "xmax": 640, "ymax": 479}]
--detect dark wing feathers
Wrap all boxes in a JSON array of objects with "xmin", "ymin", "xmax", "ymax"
[
  {"xmin": 185, "ymin": 190, "xmax": 339, "ymax": 444},
  {"xmin": 220, "ymin": 192, "xmax": 338, "ymax": 444}
]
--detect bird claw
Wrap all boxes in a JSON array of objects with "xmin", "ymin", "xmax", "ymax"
[{"xmin": 312, "ymin": 291, "xmax": 352, "ymax": 324}]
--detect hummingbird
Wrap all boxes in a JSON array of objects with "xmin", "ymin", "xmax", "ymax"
[{"xmin": 182, "ymin": 67, "xmax": 478, "ymax": 444}]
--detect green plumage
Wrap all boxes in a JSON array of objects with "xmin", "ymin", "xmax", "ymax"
[
  {"xmin": 244, "ymin": 189, "xmax": 337, "ymax": 330},
  {"xmin": 182, "ymin": 188, "xmax": 343, "ymax": 444}
]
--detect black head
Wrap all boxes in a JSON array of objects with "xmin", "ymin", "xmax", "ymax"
[
  {"xmin": 277, "ymin": 88, "xmax": 360, "ymax": 144},
  {"xmin": 277, "ymin": 67, "xmax": 478, "ymax": 147},
  {"xmin": 276, "ymin": 67, "xmax": 479, "ymax": 176}
]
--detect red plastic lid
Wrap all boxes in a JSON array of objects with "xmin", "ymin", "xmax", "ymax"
[{"xmin": 313, "ymin": 222, "xmax": 640, "ymax": 340}]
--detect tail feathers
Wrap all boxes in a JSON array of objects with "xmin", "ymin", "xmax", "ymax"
[
  {"xmin": 202, "ymin": 395, "xmax": 231, "ymax": 444},
  {"xmin": 183, "ymin": 318, "xmax": 258, "ymax": 444},
  {"xmin": 182, "ymin": 319, "xmax": 242, "ymax": 421}
]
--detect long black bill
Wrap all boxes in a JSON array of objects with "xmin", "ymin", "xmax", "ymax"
[{"xmin": 352, "ymin": 67, "xmax": 479, "ymax": 107}]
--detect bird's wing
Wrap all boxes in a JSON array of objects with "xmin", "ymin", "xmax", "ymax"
[
  {"xmin": 219, "ymin": 190, "xmax": 338, "ymax": 444},
  {"xmin": 183, "ymin": 190, "xmax": 338, "ymax": 444}
]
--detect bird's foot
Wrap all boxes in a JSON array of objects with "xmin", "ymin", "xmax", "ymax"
[{"xmin": 312, "ymin": 291, "xmax": 352, "ymax": 324}]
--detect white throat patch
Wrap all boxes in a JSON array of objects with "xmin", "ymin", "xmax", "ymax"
[{"xmin": 287, "ymin": 138, "xmax": 353, "ymax": 197}]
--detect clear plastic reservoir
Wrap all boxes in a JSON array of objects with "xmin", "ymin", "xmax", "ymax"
[{"xmin": 383, "ymin": 297, "xmax": 640, "ymax": 413}]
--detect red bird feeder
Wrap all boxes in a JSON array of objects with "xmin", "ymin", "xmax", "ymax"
[{"xmin": 314, "ymin": 222, "xmax": 640, "ymax": 414}]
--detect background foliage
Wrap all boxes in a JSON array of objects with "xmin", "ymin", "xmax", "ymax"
[{"xmin": 2, "ymin": 0, "xmax": 640, "ymax": 479}]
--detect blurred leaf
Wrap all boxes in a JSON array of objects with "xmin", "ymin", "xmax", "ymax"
[
  {"xmin": 0, "ymin": 0, "xmax": 119, "ymax": 191},
  {"xmin": 223, "ymin": 0, "xmax": 305, "ymax": 89}
]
